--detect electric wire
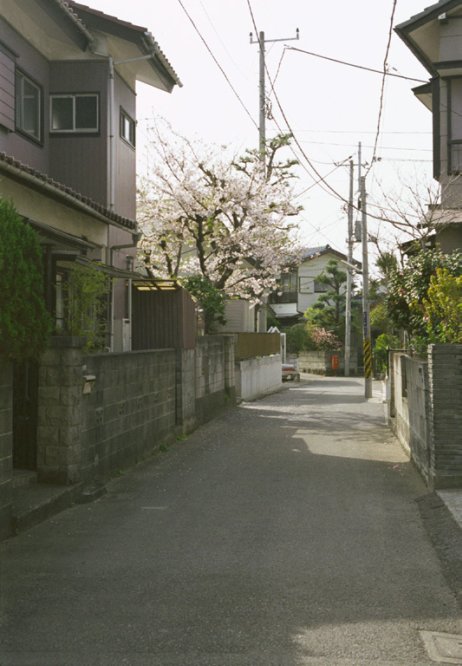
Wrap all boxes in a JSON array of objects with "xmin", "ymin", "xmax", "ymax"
[
  {"xmin": 367, "ymin": 0, "xmax": 398, "ymax": 176},
  {"xmin": 285, "ymin": 46, "xmax": 427, "ymax": 84},
  {"xmin": 176, "ymin": 0, "xmax": 258, "ymax": 130}
]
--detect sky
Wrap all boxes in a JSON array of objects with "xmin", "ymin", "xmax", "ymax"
[{"xmin": 87, "ymin": 0, "xmax": 435, "ymax": 267}]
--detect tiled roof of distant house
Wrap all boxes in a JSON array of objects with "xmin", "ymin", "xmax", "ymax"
[{"xmin": 301, "ymin": 245, "xmax": 346, "ymax": 261}]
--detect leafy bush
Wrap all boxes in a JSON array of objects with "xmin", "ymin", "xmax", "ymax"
[
  {"xmin": 373, "ymin": 333, "xmax": 400, "ymax": 376},
  {"xmin": 182, "ymin": 275, "xmax": 226, "ymax": 334},
  {"xmin": 63, "ymin": 264, "xmax": 110, "ymax": 352},
  {"xmin": 0, "ymin": 198, "xmax": 51, "ymax": 360},
  {"xmin": 286, "ymin": 323, "xmax": 312, "ymax": 353},
  {"xmin": 422, "ymin": 268, "xmax": 462, "ymax": 343},
  {"xmin": 386, "ymin": 249, "xmax": 462, "ymax": 351}
]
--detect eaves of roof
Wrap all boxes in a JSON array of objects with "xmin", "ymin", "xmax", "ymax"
[
  {"xmin": 0, "ymin": 152, "xmax": 136, "ymax": 232},
  {"xmin": 51, "ymin": 0, "xmax": 95, "ymax": 47},
  {"xmin": 301, "ymin": 245, "xmax": 345, "ymax": 261},
  {"xmin": 395, "ymin": 0, "xmax": 462, "ymax": 75},
  {"xmin": 66, "ymin": 1, "xmax": 182, "ymax": 88}
]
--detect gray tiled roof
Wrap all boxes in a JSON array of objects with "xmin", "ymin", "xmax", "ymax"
[{"xmin": 0, "ymin": 152, "xmax": 136, "ymax": 231}]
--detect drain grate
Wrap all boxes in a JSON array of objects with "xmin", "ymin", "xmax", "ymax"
[{"xmin": 420, "ymin": 631, "xmax": 462, "ymax": 664}]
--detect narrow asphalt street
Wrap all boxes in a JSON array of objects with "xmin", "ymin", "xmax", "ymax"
[{"xmin": 1, "ymin": 376, "xmax": 461, "ymax": 665}]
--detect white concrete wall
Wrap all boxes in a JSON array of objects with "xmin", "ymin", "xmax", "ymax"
[{"xmin": 236, "ymin": 354, "xmax": 281, "ymax": 401}]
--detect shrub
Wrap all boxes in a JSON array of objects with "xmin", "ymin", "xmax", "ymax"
[{"xmin": 0, "ymin": 199, "xmax": 51, "ymax": 360}]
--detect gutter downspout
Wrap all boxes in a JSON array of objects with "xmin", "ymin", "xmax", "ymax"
[
  {"xmin": 110, "ymin": 233, "xmax": 141, "ymax": 351},
  {"xmin": 108, "ymin": 56, "xmax": 115, "ymax": 212}
]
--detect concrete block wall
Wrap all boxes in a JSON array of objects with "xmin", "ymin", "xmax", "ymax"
[
  {"xmin": 390, "ymin": 345, "xmax": 462, "ymax": 489},
  {"xmin": 237, "ymin": 354, "xmax": 281, "ymax": 401},
  {"xmin": 390, "ymin": 353, "xmax": 430, "ymax": 483},
  {"xmin": 34, "ymin": 335, "xmax": 236, "ymax": 488},
  {"xmin": 195, "ymin": 336, "xmax": 235, "ymax": 423},
  {"xmin": 0, "ymin": 359, "xmax": 12, "ymax": 539},
  {"xmin": 176, "ymin": 349, "xmax": 197, "ymax": 434},
  {"xmin": 428, "ymin": 344, "xmax": 462, "ymax": 488},
  {"xmin": 37, "ymin": 337, "xmax": 84, "ymax": 484},
  {"xmin": 298, "ymin": 351, "xmax": 358, "ymax": 376},
  {"xmin": 81, "ymin": 350, "xmax": 177, "ymax": 482}
]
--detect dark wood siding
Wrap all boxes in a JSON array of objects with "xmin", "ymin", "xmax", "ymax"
[
  {"xmin": 132, "ymin": 287, "xmax": 197, "ymax": 350},
  {"xmin": 0, "ymin": 19, "xmax": 50, "ymax": 172},
  {"xmin": 49, "ymin": 60, "xmax": 109, "ymax": 207}
]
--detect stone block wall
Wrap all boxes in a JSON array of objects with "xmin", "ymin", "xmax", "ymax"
[
  {"xmin": 298, "ymin": 351, "xmax": 358, "ymax": 376},
  {"xmin": 35, "ymin": 335, "xmax": 236, "ymax": 488},
  {"xmin": 0, "ymin": 359, "xmax": 12, "ymax": 539},
  {"xmin": 37, "ymin": 337, "xmax": 84, "ymax": 484},
  {"xmin": 80, "ymin": 349, "xmax": 177, "ymax": 482}
]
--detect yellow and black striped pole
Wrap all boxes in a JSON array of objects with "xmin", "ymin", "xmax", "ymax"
[{"xmin": 364, "ymin": 337, "xmax": 373, "ymax": 386}]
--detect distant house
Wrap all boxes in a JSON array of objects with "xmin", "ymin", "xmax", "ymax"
[
  {"xmin": 396, "ymin": 0, "xmax": 462, "ymax": 252},
  {"xmin": 269, "ymin": 245, "xmax": 359, "ymax": 325},
  {"xmin": 0, "ymin": 0, "xmax": 181, "ymax": 351}
]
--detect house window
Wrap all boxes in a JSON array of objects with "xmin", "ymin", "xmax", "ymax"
[
  {"xmin": 15, "ymin": 69, "xmax": 41, "ymax": 141},
  {"xmin": 120, "ymin": 109, "xmax": 135, "ymax": 146},
  {"xmin": 314, "ymin": 279, "xmax": 328, "ymax": 293},
  {"xmin": 299, "ymin": 277, "xmax": 313, "ymax": 294},
  {"xmin": 50, "ymin": 94, "xmax": 98, "ymax": 133}
]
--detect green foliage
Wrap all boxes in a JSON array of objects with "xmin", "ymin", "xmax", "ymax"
[
  {"xmin": 285, "ymin": 322, "xmax": 342, "ymax": 353},
  {"xmin": 0, "ymin": 198, "xmax": 51, "ymax": 360},
  {"xmin": 386, "ymin": 249, "xmax": 462, "ymax": 350},
  {"xmin": 64, "ymin": 264, "xmax": 110, "ymax": 352},
  {"xmin": 373, "ymin": 332, "xmax": 400, "ymax": 376},
  {"xmin": 304, "ymin": 260, "xmax": 347, "ymax": 338},
  {"xmin": 422, "ymin": 268, "xmax": 462, "ymax": 343},
  {"xmin": 286, "ymin": 323, "xmax": 313, "ymax": 353},
  {"xmin": 182, "ymin": 275, "xmax": 226, "ymax": 334}
]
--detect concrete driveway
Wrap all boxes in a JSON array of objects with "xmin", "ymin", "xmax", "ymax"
[{"xmin": 1, "ymin": 376, "xmax": 461, "ymax": 665}]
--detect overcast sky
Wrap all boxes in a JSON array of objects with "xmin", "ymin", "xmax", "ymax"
[{"xmin": 88, "ymin": 0, "xmax": 434, "ymax": 264}]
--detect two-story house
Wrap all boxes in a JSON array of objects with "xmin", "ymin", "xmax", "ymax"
[
  {"xmin": 269, "ymin": 245, "xmax": 358, "ymax": 325},
  {"xmin": 396, "ymin": 0, "xmax": 462, "ymax": 252},
  {"xmin": 0, "ymin": 1, "xmax": 182, "ymax": 535},
  {"xmin": 0, "ymin": 0, "xmax": 181, "ymax": 351}
]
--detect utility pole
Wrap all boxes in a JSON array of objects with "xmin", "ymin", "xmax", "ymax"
[
  {"xmin": 250, "ymin": 28, "xmax": 298, "ymax": 331},
  {"xmin": 250, "ymin": 29, "xmax": 299, "ymax": 171},
  {"xmin": 344, "ymin": 159, "xmax": 354, "ymax": 376},
  {"xmin": 358, "ymin": 141, "xmax": 372, "ymax": 398}
]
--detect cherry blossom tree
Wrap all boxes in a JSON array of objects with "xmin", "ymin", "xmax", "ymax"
[{"xmin": 137, "ymin": 127, "xmax": 302, "ymax": 308}]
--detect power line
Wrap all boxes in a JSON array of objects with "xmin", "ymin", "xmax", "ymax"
[
  {"xmin": 289, "ymin": 139, "xmax": 432, "ymax": 152},
  {"xmin": 285, "ymin": 46, "xmax": 427, "ymax": 83},
  {"xmin": 245, "ymin": 0, "xmax": 421, "ymax": 232},
  {"xmin": 176, "ymin": 0, "xmax": 258, "ymax": 130},
  {"xmin": 368, "ymin": 0, "xmax": 398, "ymax": 174}
]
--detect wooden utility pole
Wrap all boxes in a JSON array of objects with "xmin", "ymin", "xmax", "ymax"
[
  {"xmin": 250, "ymin": 29, "xmax": 299, "ymax": 173},
  {"xmin": 344, "ymin": 159, "xmax": 354, "ymax": 376},
  {"xmin": 360, "ymin": 172, "xmax": 372, "ymax": 399},
  {"xmin": 250, "ymin": 28, "xmax": 298, "ymax": 331}
]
